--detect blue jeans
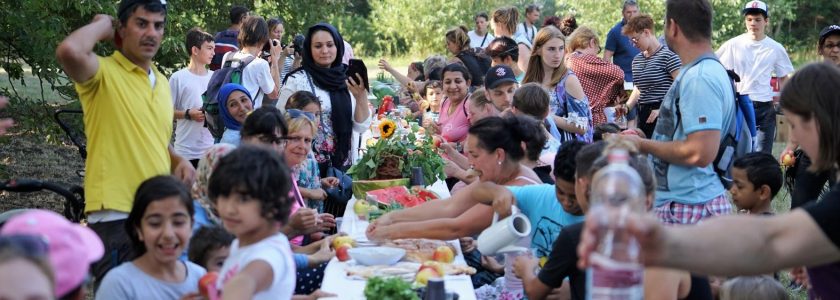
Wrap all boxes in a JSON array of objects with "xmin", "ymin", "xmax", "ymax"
[{"xmin": 753, "ymin": 101, "xmax": 776, "ymax": 153}]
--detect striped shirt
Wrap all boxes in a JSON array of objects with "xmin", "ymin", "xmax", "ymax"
[{"xmin": 631, "ymin": 46, "xmax": 681, "ymax": 105}]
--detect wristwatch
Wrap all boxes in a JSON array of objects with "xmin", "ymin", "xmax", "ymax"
[{"xmin": 185, "ymin": 108, "xmax": 192, "ymax": 120}]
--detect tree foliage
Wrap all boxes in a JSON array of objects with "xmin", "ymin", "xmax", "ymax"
[
  {"xmin": 551, "ymin": 0, "xmax": 839, "ymax": 54},
  {"xmin": 1, "ymin": 0, "xmax": 837, "ymax": 106}
]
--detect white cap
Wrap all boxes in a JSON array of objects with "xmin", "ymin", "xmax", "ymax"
[{"xmin": 743, "ymin": 0, "xmax": 768, "ymax": 16}]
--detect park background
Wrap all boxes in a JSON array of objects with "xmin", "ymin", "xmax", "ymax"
[{"xmin": 0, "ymin": 1, "xmax": 838, "ymax": 298}]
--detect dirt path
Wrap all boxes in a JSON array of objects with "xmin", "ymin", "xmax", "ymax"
[{"xmin": 0, "ymin": 133, "xmax": 84, "ymax": 214}]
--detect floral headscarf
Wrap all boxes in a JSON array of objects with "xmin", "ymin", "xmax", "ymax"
[{"xmin": 192, "ymin": 143, "xmax": 237, "ymax": 224}]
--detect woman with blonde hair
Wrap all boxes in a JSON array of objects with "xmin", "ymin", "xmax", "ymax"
[
  {"xmin": 493, "ymin": 6, "xmax": 532, "ymax": 73},
  {"xmin": 446, "ymin": 26, "xmax": 489, "ymax": 87},
  {"xmin": 566, "ymin": 26, "xmax": 625, "ymax": 127},
  {"xmin": 523, "ymin": 26, "xmax": 592, "ymax": 143}
]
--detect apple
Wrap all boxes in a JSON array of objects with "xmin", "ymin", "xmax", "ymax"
[
  {"xmin": 198, "ymin": 272, "xmax": 219, "ymax": 299},
  {"xmin": 336, "ymin": 245, "xmax": 352, "ymax": 262},
  {"xmin": 332, "ymin": 236, "xmax": 356, "ymax": 249},
  {"xmin": 782, "ymin": 152, "xmax": 795, "ymax": 167},
  {"xmin": 432, "ymin": 136, "xmax": 442, "ymax": 148},
  {"xmin": 415, "ymin": 268, "xmax": 442, "ymax": 285},
  {"xmin": 419, "ymin": 261, "xmax": 445, "ymax": 276},
  {"xmin": 353, "ymin": 200, "xmax": 370, "ymax": 216},
  {"xmin": 432, "ymin": 246, "xmax": 455, "ymax": 263}
]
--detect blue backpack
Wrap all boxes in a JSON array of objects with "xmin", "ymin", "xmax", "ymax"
[
  {"xmin": 673, "ymin": 55, "xmax": 757, "ymax": 187},
  {"xmin": 201, "ymin": 55, "xmax": 256, "ymax": 141}
]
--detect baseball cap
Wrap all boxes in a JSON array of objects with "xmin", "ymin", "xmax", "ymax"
[
  {"xmin": 117, "ymin": 0, "xmax": 168, "ymax": 19},
  {"xmin": 484, "ymin": 65, "xmax": 517, "ymax": 89},
  {"xmin": 0, "ymin": 210, "xmax": 104, "ymax": 297},
  {"xmin": 742, "ymin": 0, "xmax": 768, "ymax": 17},
  {"xmin": 820, "ymin": 25, "xmax": 840, "ymax": 40}
]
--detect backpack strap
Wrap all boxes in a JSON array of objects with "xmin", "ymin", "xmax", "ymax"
[
  {"xmin": 672, "ymin": 53, "xmax": 729, "ymax": 135},
  {"xmin": 522, "ymin": 22, "xmax": 529, "ymax": 39},
  {"xmin": 304, "ymin": 71, "xmax": 317, "ymax": 95}
]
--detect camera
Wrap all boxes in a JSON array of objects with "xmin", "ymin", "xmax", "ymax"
[
  {"xmin": 292, "ymin": 34, "xmax": 305, "ymax": 56},
  {"xmin": 261, "ymin": 39, "xmax": 280, "ymax": 57}
]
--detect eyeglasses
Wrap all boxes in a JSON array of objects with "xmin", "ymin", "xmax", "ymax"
[
  {"xmin": 286, "ymin": 109, "xmax": 317, "ymax": 122},
  {"xmin": 258, "ymin": 135, "xmax": 287, "ymax": 146},
  {"xmin": 0, "ymin": 235, "xmax": 49, "ymax": 257},
  {"xmin": 824, "ymin": 43, "xmax": 840, "ymax": 51},
  {"xmin": 285, "ymin": 136, "xmax": 314, "ymax": 145}
]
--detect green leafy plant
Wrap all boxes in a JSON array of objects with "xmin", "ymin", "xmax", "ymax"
[
  {"xmin": 347, "ymin": 120, "xmax": 445, "ymax": 186},
  {"xmin": 363, "ymin": 276, "xmax": 419, "ymax": 300}
]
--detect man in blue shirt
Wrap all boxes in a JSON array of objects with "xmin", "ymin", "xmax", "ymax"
[
  {"xmin": 210, "ymin": 5, "xmax": 249, "ymax": 70},
  {"xmin": 619, "ymin": 0, "xmax": 735, "ymax": 225},
  {"xmin": 604, "ymin": 0, "xmax": 641, "ymax": 82}
]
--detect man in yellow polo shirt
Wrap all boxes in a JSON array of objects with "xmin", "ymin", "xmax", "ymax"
[{"xmin": 56, "ymin": 0, "xmax": 195, "ymax": 283}]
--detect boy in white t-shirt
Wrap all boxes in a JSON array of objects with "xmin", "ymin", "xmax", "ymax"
[
  {"xmin": 716, "ymin": 0, "xmax": 794, "ymax": 154},
  {"xmin": 221, "ymin": 16, "xmax": 282, "ymax": 109},
  {"xmin": 170, "ymin": 28, "xmax": 215, "ymax": 167}
]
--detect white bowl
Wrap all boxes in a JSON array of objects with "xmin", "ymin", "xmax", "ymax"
[{"xmin": 347, "ymin": 247, "xmax": 406, "ymax": 266}]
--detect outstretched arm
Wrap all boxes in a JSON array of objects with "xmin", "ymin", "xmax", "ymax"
[
  {"xmin": 369, "ymin": 205, "xmax": 494, "ymax": 241},
  {"xmin": 579, "ymin": 209, "xmax": 840, "ymax": 276},
  {"xmin": 56, "ymin": 14, "xmax": 114, "ymax": 83}
]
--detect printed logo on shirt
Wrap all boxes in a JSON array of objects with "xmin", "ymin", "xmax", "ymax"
[{"xmin": 532, "ymin": 217, "xmax": 565, "ymax": 258}]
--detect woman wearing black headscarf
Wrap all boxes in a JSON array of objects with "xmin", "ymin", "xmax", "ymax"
[{"xmin": 278, "ymin": 23, "xmax": 370, "ymax": 173}]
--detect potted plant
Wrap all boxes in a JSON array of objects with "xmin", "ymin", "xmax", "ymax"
[{"xmin": 347, "ymin": 118, "xmax": 446, "ymax": 199}]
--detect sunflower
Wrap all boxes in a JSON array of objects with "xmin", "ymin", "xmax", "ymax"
[{"xmin": 379, "ymin": 119, "xmax": 396, "ymax": 139}]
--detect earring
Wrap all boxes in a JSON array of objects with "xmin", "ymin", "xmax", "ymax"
[{"xmin": 497, "ymin": 161, "xmax": 502, "ymax": 165}]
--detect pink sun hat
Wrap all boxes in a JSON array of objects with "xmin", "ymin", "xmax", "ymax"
[{"xmin": 0, "ymin": 209, "xmax": 104, "ymax": 297}]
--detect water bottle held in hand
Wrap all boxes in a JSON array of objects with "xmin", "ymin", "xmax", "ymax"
[{"xmin": 586, "ymin": 149, "xmax": 646, "ymax": 300}]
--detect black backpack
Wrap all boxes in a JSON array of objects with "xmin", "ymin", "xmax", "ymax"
[
  {"xmin": 457, "ymin": 49, "xmax": 492, "ymax": 86},
  {"xmin": 202, "ymin": 55, "xmax": 256, "ymax": 141}
]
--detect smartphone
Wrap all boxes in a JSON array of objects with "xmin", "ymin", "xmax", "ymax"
[{"xmin": 347, "ymin": 59, "xmax": 370, "ymax": 91}]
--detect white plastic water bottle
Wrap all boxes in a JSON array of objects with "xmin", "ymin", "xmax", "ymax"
[{"xmin": 586, "ymin": 149, "xmax": 646, "ymax": 300}]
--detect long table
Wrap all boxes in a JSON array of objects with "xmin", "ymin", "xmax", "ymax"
[{"xmin": 319, "ymin": 181, "xmax": 477, "ymax": 299}]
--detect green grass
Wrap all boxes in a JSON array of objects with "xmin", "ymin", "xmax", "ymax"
[{"xmin": 0, "ymin": 68, "xmax": 66, "ymax": 104}]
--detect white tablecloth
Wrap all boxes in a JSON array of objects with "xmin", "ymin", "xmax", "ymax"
[{"xmin": 320, "ymin": 181, "xmax": 477, "ymax": 300}]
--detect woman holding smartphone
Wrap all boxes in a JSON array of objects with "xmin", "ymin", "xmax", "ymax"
[{"xmin": 278, "ymin": 23, "xmax": 370, "ymax": 176}]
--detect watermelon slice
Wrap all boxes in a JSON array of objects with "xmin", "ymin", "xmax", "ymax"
[{"xmin": 366, "ymin": 186, "xmax": 410, "ymax": 206}]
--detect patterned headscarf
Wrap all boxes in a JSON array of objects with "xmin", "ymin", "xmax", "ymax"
[{"xmin": 192, "ymin": 143, "xmax": 237, "ymax": 224}]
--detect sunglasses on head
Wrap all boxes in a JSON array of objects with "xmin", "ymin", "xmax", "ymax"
[
  {"xmin": 0, "ymin": 234, "xmax": 49, "ymax": 257},
  {"xmin": 286, "ymin": 109, "xmax": 317, "ymax": 122}
]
